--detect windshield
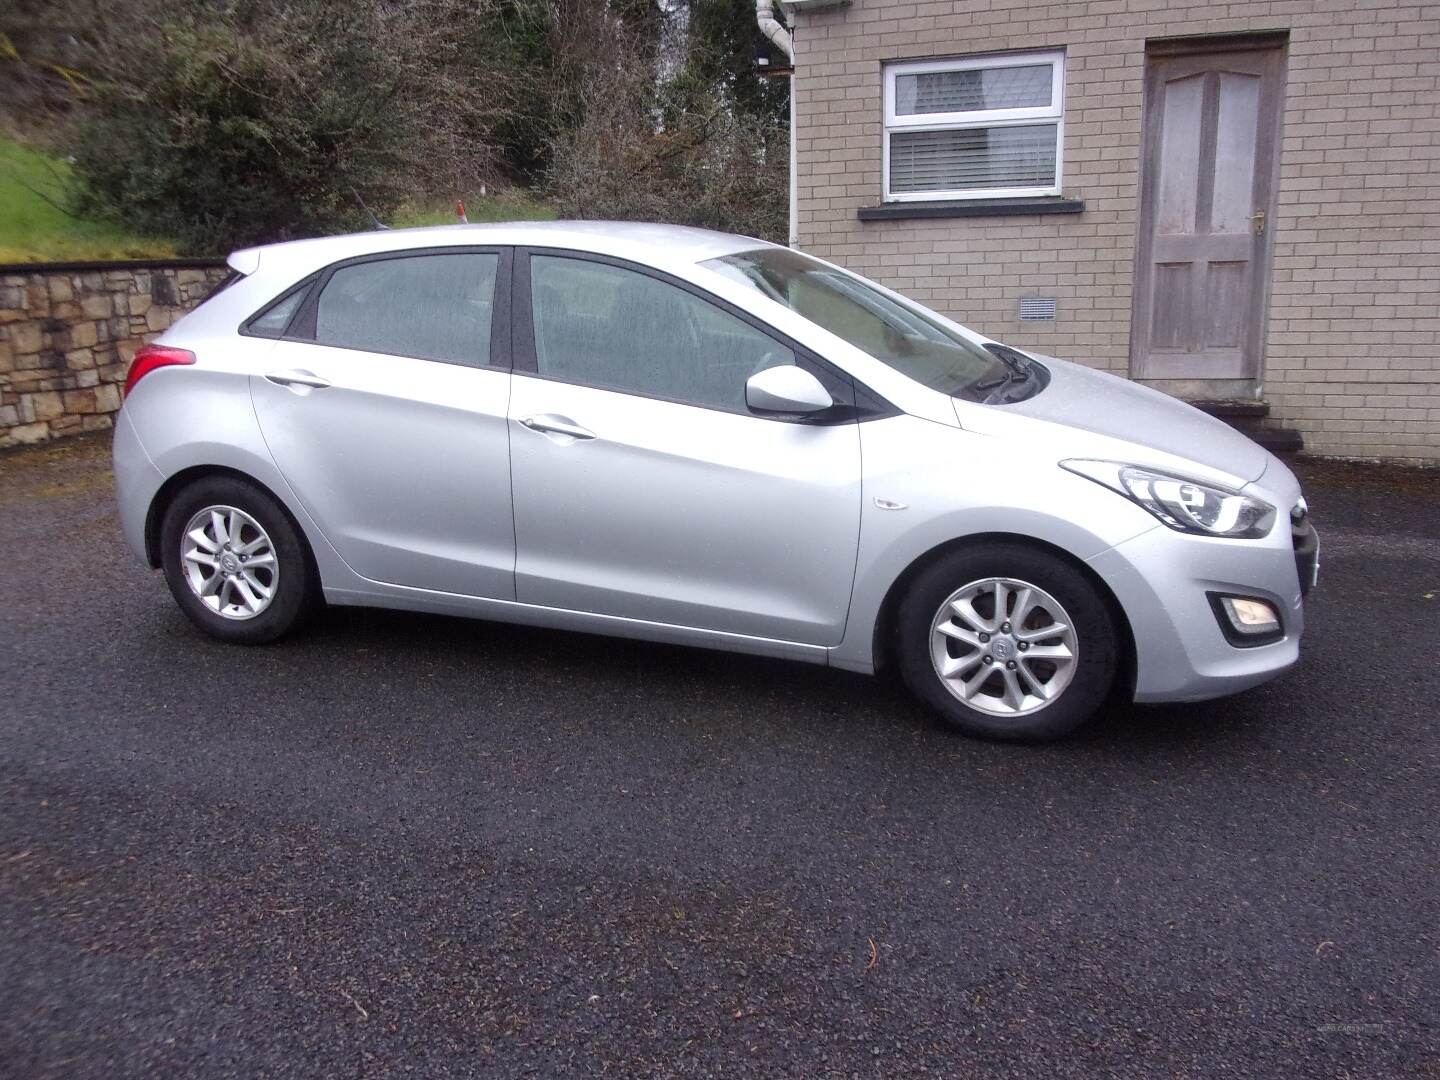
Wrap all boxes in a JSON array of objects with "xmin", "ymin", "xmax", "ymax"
[{"xmin": 703, "ymin": 247, "xmax": 1010, "ymax": 400}]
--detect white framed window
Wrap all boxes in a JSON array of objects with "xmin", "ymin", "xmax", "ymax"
[{"xmin": 883, "ymin": 51, "xmax": 1065, "ymax": 202}]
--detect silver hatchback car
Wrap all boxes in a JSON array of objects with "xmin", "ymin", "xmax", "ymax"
[{"xmin": 114, "ymin": 222, "xmax": 1317, "ymax": 741}]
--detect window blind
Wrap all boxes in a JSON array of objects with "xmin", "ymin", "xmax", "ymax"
[{"xmin": 888, "ymin": 124, "xmax": 1059, "ymax": 194}]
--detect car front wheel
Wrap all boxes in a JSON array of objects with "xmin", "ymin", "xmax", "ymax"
[
  {"xmin": 897, "ymin": 544, "xmax": 1118, "ymax": 742},
  {"xmin": 159, "ymin": 476, "xmax": 318, "ymax": 644}
]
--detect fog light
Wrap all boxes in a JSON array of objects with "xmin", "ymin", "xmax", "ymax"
[
  {"xmin": 1209, "ymin": 593, "xmax": 1283, "ymax": 647},
  {"xmin": 1222, "ymin": 597, "xmax": 1279, "ymax": 631}
]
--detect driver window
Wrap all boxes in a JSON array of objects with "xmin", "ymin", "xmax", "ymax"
[{"xmin": 529, "ymin": 255, "xmax": 795, "ymax": 412}]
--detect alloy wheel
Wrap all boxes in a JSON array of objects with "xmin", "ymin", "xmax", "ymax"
[
  {"xmin": 929, "ymin": 576, "xmax": 1079, "ymax": 717},
  {"xmin": 179, "ymin": 505, "xmax": 279, "ymax": 620}
]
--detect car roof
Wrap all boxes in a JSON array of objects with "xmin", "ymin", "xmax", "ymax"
[{"xmin": 228, "ymin": 220, "xmax": 776, "ymax": 278}]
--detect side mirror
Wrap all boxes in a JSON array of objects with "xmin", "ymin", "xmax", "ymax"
[{"xmin": 745, "ymin": 365, "xmax": 833, "ymax": 415}]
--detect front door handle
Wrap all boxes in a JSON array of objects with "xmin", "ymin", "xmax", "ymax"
[
  {"xmin": 519, "ymin": 414, "xmax": 596, "ymax": 440},
  {"xmin": 266, "ymin": 369, "xmax": 332, "ymax": 390}
]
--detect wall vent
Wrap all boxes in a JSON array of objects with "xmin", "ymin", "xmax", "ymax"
[{"xmin": 1019, "ymin": 297, "xmax": 1057, "ymax": 321}]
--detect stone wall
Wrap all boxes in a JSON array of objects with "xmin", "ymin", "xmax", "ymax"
[{"xmin": 0, "ymin": 261, "xmax": 228, "ymax": 449}]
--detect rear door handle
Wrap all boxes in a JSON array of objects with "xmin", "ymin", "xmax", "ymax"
[
  {"xmin": 519, "ymin": 414, "xmax": 596, "ymax": 440},
  {"xmin": 265, "ymin": 369, "xmax": 332, "ymax": 390}
]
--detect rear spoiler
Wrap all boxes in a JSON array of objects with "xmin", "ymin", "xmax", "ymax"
[
  {"xmin": 227, "ymin": 247, "xmax": 261, "ymax": 276},
  {"xmin": 196, "ymin": 247, "xmax": 261, "ymax": 303}
]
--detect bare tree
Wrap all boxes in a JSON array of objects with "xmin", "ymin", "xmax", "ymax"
[{"xmin": 544, "ymin": 0, "xmax": 789, "ymax": 241}]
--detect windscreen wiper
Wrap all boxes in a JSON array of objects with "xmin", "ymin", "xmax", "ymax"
[
  {"xmin": 980, "ymin": 344, "xmax": 1047, "ymax": 402},
  {"xmin": 971, "ymin": 373, "xmax": 1012, "ymax": 393}
]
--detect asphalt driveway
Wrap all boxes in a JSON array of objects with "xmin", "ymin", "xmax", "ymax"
[{"xmin": 1, "ymin": 434, "xmax": 1436, "ymax": 1078}]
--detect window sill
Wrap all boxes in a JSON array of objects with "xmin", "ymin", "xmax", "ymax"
[{"xmin": 856, "ymin": 197, "xmax": 1085, "ymax": 221}]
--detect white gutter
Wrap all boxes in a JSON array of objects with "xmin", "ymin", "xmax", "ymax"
[{"xmin": 756, "ymin": 0, "xmax": 798, "ymax": 248}]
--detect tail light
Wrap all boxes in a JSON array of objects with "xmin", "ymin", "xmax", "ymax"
[{"xmin": 124, "ymin": 344, "xmax": 196, "ymax": 398}]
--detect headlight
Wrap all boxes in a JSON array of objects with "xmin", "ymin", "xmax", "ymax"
[{"xmin": 1060, "ymin": 460, "xmax": 1276, "ymax": 539}]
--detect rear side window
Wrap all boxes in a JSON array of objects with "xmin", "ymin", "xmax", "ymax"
[{"xmin": 313, "ymin": 253, "xmax": 499, "ymax": 366}]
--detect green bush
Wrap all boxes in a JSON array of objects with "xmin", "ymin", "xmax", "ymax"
[
  {"xmin": 3, "ymin": 0, "xmax": 793, "ymax": 252},
  {"xmin": 67, "ymin": 0, "xmax": 511, "ymax": 253}
]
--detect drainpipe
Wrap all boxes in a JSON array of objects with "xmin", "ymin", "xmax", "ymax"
[
  {"xmin": 755, "ymin": 0, "xmax": 791, "ymax": 58},
  {"xmin": 755, "ymin": 0, "xmax": 798, "ymax": 247}
]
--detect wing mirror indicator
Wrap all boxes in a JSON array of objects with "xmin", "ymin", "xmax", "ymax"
[{"xmin": 745, "ymin": 366, "xmax": 833, "ymax": 415}]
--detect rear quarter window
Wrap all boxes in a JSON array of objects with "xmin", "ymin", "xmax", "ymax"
[{"xmin": 244, "ymin": 280, "xmax": 313, "ymax": 339}]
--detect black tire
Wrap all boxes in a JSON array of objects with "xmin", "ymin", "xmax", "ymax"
[
  {"xmin": 159, "ymin": 475, "xmax": 318, "ymax": 644},
  {"xmin": 896, "ymin": 543, "xmax": 1118, "ymax": 742}
]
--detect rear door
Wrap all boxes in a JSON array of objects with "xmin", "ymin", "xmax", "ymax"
[
  {"xmin": 506, "ymin": 249, "xmax": 862, "ymax": 646},
  {"xmin": 249, "ymin": 247, "xmax": 516, "ymax": 599}
]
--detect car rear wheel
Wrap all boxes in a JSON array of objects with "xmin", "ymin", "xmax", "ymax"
[
  {"xmin": 897, "ymin": 544, "xmax": 1118, "ymax": 742},
  {"xmin": 160, "ymin": 476, "xmax": 318, "ymax": 644}
]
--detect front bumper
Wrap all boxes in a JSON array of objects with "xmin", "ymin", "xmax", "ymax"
[{"xmin": 1088, "ymin": 518, "xmax": 1310, "ymax": 704}]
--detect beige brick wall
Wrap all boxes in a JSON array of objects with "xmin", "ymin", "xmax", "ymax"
[
  {"xmin": 0, "ymin": 263, "xmax": 227, "ymax": 449},
  {"xmin": 792, "ymin": 0, "xmax": 1440, "ymax": 464}
]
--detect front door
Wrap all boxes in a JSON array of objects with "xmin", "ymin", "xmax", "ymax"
[
  {"xmin": 1131, "ymin": 40, "xmax": 1285, "ymax": 388},
  {"xmin": 507, "ymin": 250, "xmax": 862, "ymax": 646}
]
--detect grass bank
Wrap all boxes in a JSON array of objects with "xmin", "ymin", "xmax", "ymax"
[
  {"xmin": 0, "ymin": 139, "xmax": 176, "ymax": 262},
  {"xmin": 0, "ymin": 137, "xmax": 555, "ymax": 263}
]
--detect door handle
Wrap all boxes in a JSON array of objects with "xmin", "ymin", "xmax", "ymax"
[
  {"xmin": 1249, "ymin": 210, "xmax": 1267, "ymax": 235},
  {"xmin": 265, "ymin": 369, "xmax": 332, "ymax": 390},
  {"xmin": 519, "ymin": 414, "xmax": 596, "ymax": 440}
]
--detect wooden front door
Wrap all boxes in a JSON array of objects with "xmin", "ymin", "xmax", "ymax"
[{"xmin": 1131, "ymin": 41, "xmax": 1285, "ymax": 386}]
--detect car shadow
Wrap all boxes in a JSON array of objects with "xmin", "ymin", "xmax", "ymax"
[{"xmin": 297, "ymin": 604, "xmax": 1276, "ymax": 756}]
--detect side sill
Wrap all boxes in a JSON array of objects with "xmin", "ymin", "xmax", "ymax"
[{"xmin": 323, "ymin": 586, "xmax": 834, "ymax": 667}]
